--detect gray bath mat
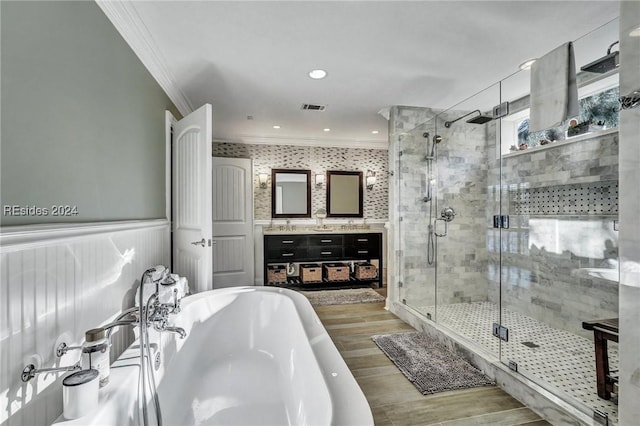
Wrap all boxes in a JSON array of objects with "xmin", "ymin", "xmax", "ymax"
[
  {"xmin": 300, "ymin": 288, "xmax": 385, "ymax": 306},
  {"xmin": 372, "ymin": 331, "xmax": 494, "ymax": 395}
]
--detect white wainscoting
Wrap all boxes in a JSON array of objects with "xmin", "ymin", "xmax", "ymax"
[{"xmin": 0, "ymin": 220, "xmax": 170, "ymax": 426}]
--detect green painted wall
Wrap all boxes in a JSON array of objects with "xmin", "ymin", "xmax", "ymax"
[{"xmin": 1, "ymin": 1, "xmax": 181, "ymax": 225}]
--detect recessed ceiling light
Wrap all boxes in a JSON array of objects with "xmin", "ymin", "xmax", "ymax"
[
  {"xmin": 273, "ymin": 125, "xmax": 280, "ymax": 129},
  {"xmin": 519, "ymin": 59, "xmax": 537, "ymax": 70},
  {"xmin": 323, "ymin": 128, "xmax": 331, "ymax": 132},
  {"xmin": 631, "ymin": 25, "xmax": 640, "ymax": 37},
  {"xmin": 371, "ymin": 130, "xmax": 379, "ymax": 134},
  {"xmin": 309, "ymin": 69, "xmax": 327, "ymax": 79}
]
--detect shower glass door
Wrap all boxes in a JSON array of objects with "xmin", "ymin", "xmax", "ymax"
[
  {"xmin": 432, "ymin": 83, "xmax": 501, "ymax": 359},
  {"xmin": 498, "ymin": 17, "xmax": 620, "ymax": 422},
  {"xmin": 398, "ymin": 120, "xmax": 437, "ymax": 317},
  {"xmin": 396, "ymin": 15, "xmax": 620, "ymax": 425}
]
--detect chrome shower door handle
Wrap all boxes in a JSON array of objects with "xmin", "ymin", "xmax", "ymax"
[{"xmin": 191, "ymin": 238, "xmax": 206, "ymax": 247}]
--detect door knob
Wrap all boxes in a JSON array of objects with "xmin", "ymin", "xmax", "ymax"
[{"xmin": 191, "ymin": 238, "xmax": 206, "ymax": 247}]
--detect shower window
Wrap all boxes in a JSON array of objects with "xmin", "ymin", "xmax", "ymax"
[{"xmin": 499, "ymin": 74, "xmax": 620, "ymax": 155}]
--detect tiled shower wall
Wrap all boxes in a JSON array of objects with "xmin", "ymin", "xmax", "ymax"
[
  {"xmin": 617, "ymin": 3, "xmax": 640, "ymax": 422},
  {"xmin": 433, "ymin": 113, "xmax": 491, "ymax": 306},
  {"xmin": 388, "ymin": 106, "xmax": 438, "ymax": 307},
  {"xmin": 489, "ymin": 131, "xmax": 619, "ymax": 337},
  {"xmin": 0, "ymin": 222, "xmax": 169, "ymax": 426},
  {"xmin": 212, "ymin": 142, "xmax": 388, "ymax": 220},
  {"xmin": 395, "ymin": 109, "xmax": 491, "ymax": 309},
  {"xmin": 396, "ymin": 130, "xmax": 437, "ymax": 307},
  {"xmin": 399, "ymin": 111, "xmax": 488, "ymax": 308}
]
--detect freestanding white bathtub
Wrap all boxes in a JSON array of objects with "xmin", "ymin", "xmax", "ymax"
[{"xmin": 54, "ymin": 287, "xmax": 373, "ymax": 426}]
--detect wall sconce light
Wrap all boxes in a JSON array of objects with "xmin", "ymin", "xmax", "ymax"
[
  {"xmin": 258, "ymin": 173, "xmax": 269, "ymax": 189},
  {"xmin": 315, "ymin": 174, "xmax": 325, "ymax": 187},
  {"xmin": 366, "ymin": 170, "xmax": 376, "ymax": 190}
]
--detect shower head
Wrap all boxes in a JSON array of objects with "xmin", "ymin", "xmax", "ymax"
[
  {"xmin": 466, "ymin": 114, "xmax": 493, "ymax": 125},
  {"xmin": 580, "ymin": 41, "xmax": 620, "ymax": 74},
  {"xmin": 444, "ymin": 110, "xmax": 493, "ymax": 128}
]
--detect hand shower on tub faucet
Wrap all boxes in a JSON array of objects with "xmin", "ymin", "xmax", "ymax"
[
  {"xmin": 138, "ymin": 265, "xmax": 187, "ymax": 426},
  {"xmin": 143, "ymin": 265, "xmax": 169, "ymax": 283},
  {"xmin": 160, "ymin": 277, "xmax": 182, "ymax": 314},
  {"xmin": 140, "ymin": 267, "xmax": 187, "ymax": 339}
]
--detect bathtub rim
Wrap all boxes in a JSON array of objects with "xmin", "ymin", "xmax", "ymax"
[
  {"xmin": 182, "ymin": 286, "xmax": 374, "ymax": 426},
  {"xmin": 53, "ymin": 285, "xmax": 374, "ymax": 426}
]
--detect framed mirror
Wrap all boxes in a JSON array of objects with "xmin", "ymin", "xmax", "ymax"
[
  {"xmin": 326, "ymin": 170, "xmax": 363, "ymax": 218},
  {"xmin": 271, "ymin": 169, "xmax": 311, "ymax": 218}
]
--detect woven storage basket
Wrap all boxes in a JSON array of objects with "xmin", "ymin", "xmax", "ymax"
[
  {"xmin": 323, "ymin": 263, "xmax": 350, "ymax": 282},
  {"xmin": 267, "ymin": 265, "xmax": 287, "ymax": 284},
  {"xmin": 355, "ymin": 262, "xmax": 378, "ymax": 280},
  {"xmin": 300, "ymin": 264, "xmax": 322, "ymax": 283}
]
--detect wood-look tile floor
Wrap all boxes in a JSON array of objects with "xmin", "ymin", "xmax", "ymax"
[{"xmin": 313, "ymin": 294, "xmax": 551, "ymax": 426}]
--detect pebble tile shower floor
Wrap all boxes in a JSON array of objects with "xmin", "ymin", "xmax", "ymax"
[{"xmin": 420, "ymin": 301, "xmax": 619, "ymax": 423}]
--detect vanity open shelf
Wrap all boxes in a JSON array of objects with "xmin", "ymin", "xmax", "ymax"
[{"xmin": 263, "ymin": 232, "xmax": 383, "ymax": 288}]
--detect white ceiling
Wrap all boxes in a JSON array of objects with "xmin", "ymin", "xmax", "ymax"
[{"xmin": 106, "ymin": 1, "xmax": 620, "ymax": 148}]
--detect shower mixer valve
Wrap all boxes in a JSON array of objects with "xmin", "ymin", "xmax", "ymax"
[
  {"xmin": 440, "ymin": 207, "xmax": 456, "ymax": 222},
  {"xmin": 434, "ymin": 206, "xmax": 456, "ymax": 237}
]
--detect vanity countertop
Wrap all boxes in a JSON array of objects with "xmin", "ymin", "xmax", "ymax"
[{"xmin": 263, "ymin": 226, "xmax": 384, "ymax": 235}]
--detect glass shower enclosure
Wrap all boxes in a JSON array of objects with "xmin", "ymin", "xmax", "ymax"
[{"xmin": 396, "ymin": 18, "xmax": 620, "ymax": 424}]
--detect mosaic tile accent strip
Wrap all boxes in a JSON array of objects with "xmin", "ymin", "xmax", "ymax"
[
  {"xmin": 510, "ymin": 181, "xmax": 618, "ymax": 215},
  {"xmin": 212, "ymin": 142, "xmax": 389, "ymax": 220},
  {"xmin": 419, "ymin": 301, "xmax": 619, "ymax": 424}
]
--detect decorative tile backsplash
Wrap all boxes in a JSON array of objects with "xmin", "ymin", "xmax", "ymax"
[{"xmin": 212, "ymin": 142, "xmax": 389, "ymax": 220}]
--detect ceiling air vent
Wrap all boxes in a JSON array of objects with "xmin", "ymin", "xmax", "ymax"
[{"xmin": 301, "ymin": 103, "xmax": 326, "ymax": 111}]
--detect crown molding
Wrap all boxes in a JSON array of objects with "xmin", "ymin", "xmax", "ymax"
[
  {"xmin": 214, "ymin": 135, "xmax": 389, "ymax": 150},
  {"xmin": 96, "ymin": 0, "xmax": 193, "ymax": 116}
]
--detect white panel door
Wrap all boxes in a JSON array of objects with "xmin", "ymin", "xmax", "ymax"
[
  {"xmin": 212, "ymin": 157, "xmax": 254, "ymax": 288},
  {"xmin": 172, "ymin": 104, "xmax": 213, "ymax": 293}
]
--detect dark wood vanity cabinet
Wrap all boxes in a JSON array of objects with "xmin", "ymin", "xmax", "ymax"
[
  {"xmin": 344, "ymin": 234, "xmax": 380, "ymax": 259},
  {"xmin": 307, "ymin": 235, "xmax": 343, "ymax": 260},
  {"xmin": 264, "ymin": 232, "xmax": 383, "ymax": 287},
  {"xmin": 265, "ymin": 235, "xmax": 307, "ymax": 261}
]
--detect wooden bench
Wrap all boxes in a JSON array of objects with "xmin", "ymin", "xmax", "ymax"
[{"xmin": 582, "ymin": 318, "xmax": 619, "ymax": 400}]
